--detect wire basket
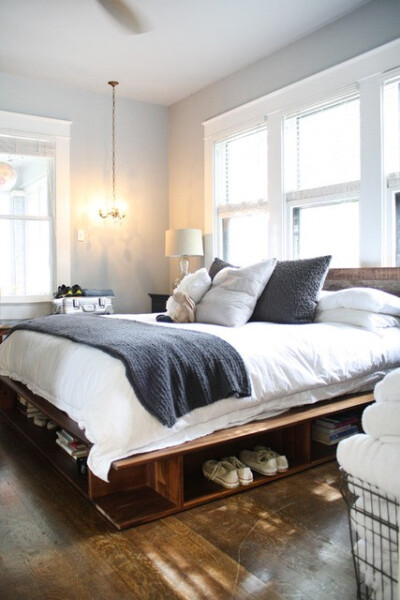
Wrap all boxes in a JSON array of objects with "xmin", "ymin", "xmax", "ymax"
[{"xmin": 340, "ymin": 470, "xmax": 399, "ymax": 600}]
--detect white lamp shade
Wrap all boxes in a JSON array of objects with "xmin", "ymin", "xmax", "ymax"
[{"xmin": 165, "ymin": 228, "xmax": 204, "ymax": 257}]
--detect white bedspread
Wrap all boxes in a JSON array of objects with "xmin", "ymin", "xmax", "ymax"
[{"xmin": 1, "ymin": 314, "xmax": 400, "ymax": 481}]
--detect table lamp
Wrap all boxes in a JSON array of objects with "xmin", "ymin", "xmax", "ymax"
[{"xmin": 165, "ymin": 228, "xmax": 204, "ymax": 287}]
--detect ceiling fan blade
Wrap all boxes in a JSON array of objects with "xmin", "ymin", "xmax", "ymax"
[{"xmin": 97, "ymin": 0, "xmax": 148, "ymax": 34}]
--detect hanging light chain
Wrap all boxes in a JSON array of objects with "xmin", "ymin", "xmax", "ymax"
[
  {"xmin": 109, "ymin": 81, "xmax": 118, "ymax": 210},
  {"xmin": 99, "ymin": 80, "xmax": 125, "ymax": 221}
]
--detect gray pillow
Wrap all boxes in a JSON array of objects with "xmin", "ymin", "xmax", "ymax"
[
  {"xmin": 251, "ymin": 255, "xmax": 332, "ymax": 324},
  {"xmin": 208, "ymin": 257, "xmax": 236, "ymax": 280},
  {"xmin": 197, "ymin": 259, "xmax": 277, "ymax": 327}
]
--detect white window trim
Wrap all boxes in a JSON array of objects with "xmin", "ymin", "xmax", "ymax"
[
  {"xmin": 0, "ymin": 110, "xmax": 71, "ymax": 317},
  {"xmin": 203, "ymin": 38, "xmax": 400, "ymax": 268}
]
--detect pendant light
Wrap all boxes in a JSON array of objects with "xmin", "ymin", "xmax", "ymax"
[{"xmin": 99, "ymin": 80, "xmax": 126, "ymax": 221}]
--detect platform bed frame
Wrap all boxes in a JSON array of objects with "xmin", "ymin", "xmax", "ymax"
[{"xmin": 0, "ymin": 267, "xmax": 399, "ymax": 530}]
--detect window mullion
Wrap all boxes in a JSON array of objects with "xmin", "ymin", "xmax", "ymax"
[
  {"xmin": 359, "ymin": 76, "xmax": 386, "ymax": 265},
  {"xmin": 267, "ymin": 113, "xmax": 284, "ymax": 258}
]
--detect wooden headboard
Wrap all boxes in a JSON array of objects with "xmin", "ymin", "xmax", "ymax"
[{"xmin": 324, "ymin": 267, "xmax": 400, "ymax": 297}]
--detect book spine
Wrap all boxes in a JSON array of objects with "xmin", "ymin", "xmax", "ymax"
[
  {"xmin": 312, "ymin": 425, "xmax": 359, "ymax": 444},
  {"xmin": 312, "ymin": 422, "xmax": 359, "ymax": 436},
  {"xmin": 55, "ymin": 438, "xmax": 88, "ymax": 458},
  {"xmin": 56, "ymin": 431, "xmax": 86, "ymax": 450},
  {"xmin": 314, "ymin": 416, "xmax": 359, "ymax": 430},
  {"xmin": 58, "ymin": 428, "xmax": 75, "ymax": 443}
]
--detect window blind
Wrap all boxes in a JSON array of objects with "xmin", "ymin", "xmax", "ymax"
[
  {"xmin": 215, "ymin": 125, "xmax": 268, "ymax": 211},
  {"xmin": 284, "ymin": 93, "xmax": 360, "ymax": 203},
  {"xmin": 0, "ymin": 134, "xmax": 56, "ymax": 157}
]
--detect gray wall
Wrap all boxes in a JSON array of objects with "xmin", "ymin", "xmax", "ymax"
[
  {"xmin": 168, "ymin": 0, "xmax": 400, "ymax": 274},
  {"xmin": 0, "ymin": 73, "xmax": 169, "ymax": 313}
]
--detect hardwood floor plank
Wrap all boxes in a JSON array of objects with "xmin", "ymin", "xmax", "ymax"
[
  {"xmin": 175, "ymin": 467, "xmax": 356, "ymax": 599},
  {"xmin": 131, "ymin": 517, "xmax": 269, "ymax": 599},
  {"xmin": 0, "ymin": 417, "xmax": 358, "ymax": 599}
]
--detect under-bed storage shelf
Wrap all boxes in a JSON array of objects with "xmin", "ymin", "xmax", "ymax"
[
  {"xmin": 94, "ymin": 488, "xmax": 179, "ymax": 530},
  {"xmin": 110, "ymin": 392, "xmax": 372, "ymax": 527},
  {"xmin": 1, "ymin": 404, "xmax": 88, "ymax": 496},
  {"xmin": 182, "ymin": 421, "xmax": 311, "ymax": 505},
  {"xmin": 0, "ymin": 375, "xmax": 373, "ymax": 529}
]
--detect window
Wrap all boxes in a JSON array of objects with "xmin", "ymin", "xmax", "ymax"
[
  {"xmin": 284, "ymin": 94, "xmax": 360, "ymax": 266},
  {"xmin": 204, "ymin": 39, "xmax": 400, "ymax": 268},
  {"xmin": 0, "ymin": 138, "xmax": 55, "ymax": 298},
  {"xmin": 214, "ymin": 126, "xmax": 268, "ymax": 265},
  {"xmin": 0, "ymin": 111, "xmax": 70, "ymax": 320}
]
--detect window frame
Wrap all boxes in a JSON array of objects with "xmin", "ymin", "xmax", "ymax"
[
  {"xmin": 203, "ymin": 38, "xmax": 400, "ymax": 269},
  {"xmin": 0, "ymin": 110, "xmax": 71, "ymax": 317}
]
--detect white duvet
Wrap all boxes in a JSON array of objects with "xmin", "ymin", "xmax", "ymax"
[{"xmin": 1, "ymin": 313, "xmax": 400, "ymax": 481}]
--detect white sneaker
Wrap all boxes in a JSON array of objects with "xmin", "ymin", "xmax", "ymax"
[
  {"xmin": 222, "ymin": 456, "xmax": 253, "ymax": 485},
  {"xmin": 254, "ymin": 446, "xmax": 289, "ymax": 472},
  {"xmin": 202, "ymin": 459, "xmax": 240, "ymax": 489},
  {"xmin": 239, "ymin": 448, "xmax": 277, "ymax": 476}
]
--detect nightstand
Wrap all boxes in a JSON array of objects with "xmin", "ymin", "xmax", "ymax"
[
  {"xmin": 148, "ymin": 293, "xmax": 169, "ymax": 313},
  {"xmin": 0, "ymin": 324, "xmax": 12, "ymax": 344}
]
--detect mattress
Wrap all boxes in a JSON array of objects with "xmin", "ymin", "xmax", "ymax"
[{"xmin": 1, "ymin": 313, "xmax": 400, "ymax": 481}]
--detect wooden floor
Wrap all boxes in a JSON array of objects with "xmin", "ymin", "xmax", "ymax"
[{"xmin": 0, "ymin": 417, "xmax": 358, "ymax": 600}]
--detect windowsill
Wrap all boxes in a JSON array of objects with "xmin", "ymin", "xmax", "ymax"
[
  {"xmin": 0, "ymin": 299, "xmax": 53, "ymax": 321},
  {"xmin": 1, "ymin": 297, "xmax": 53, "ymax": 304}
]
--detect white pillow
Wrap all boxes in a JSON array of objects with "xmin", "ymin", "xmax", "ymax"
[
  {"xmin": 166, "ymin": 268, "xmax": 211, "ymax": 315},
  {"xmin": 317, "ymin": 287, "xmax": 400, "ymax": 316},
  {"xmin": 315, "ymin": 307, "xmax": 400, "ymax": 332},
  {"xmin": 196, "ymin": 259, "xmax": 277, "ymax": 327}
]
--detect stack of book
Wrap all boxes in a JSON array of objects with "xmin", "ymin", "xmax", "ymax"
[
  {"xmin": 312, "ymin": 413, "xmax": 360, "ymax": 445},
  {"xmin": 55, "ymin": 429, "xmax": 89, "ymax": 460},
  {"xmin": 17, "ymin": 395, "xmax": 47, "ymax": 423}
]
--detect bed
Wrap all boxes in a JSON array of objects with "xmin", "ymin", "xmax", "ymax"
[{"xmin": 1, "ymin": 265, "xmax": 400, "ymax": 529}]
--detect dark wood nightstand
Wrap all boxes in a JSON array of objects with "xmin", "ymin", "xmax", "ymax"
[
  {"xmin": 148, "ymin": 293, "xmax": 169, "ymax": 313},
  {"xmin": 0, "ymin": 324, "xmax": 12, "ymax": 344}
]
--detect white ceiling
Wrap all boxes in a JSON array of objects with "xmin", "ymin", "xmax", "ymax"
[{"xmin": 0, "ymin": 0, "xmax": 370, "ymax": 106}]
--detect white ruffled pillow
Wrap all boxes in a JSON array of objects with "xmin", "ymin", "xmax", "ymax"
[
  {"xmin": 315, "ymin": 307, "xmax": 400, "ymax": 332},
  {"xmin": 317, "ymin": 287, "xmax": 400, "ymax": 316},
  {"xmin": 196, "ymin": 259, "xmax": 277, "ymax": 327},
  {"xmin": 166, "ymin": 268, "xmax": 211, "ymax": 315}
]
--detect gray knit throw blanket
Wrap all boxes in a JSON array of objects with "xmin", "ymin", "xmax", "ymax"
[{"xmin": 11, "ymin": 315, "xmax": 251, "ymax": 428}]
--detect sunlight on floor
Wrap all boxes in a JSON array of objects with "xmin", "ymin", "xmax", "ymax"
[
  {"xmin": 311, "ymin": 480, "xmax": 342, "ymax": 502},
  {"xmin": 141, "ymin": 528, "xmax": 268, "ymax": 599}
]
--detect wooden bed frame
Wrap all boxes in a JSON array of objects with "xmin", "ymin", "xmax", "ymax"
[{"xmin": 1, "ymin": 267, "xmax": 399, "ymax": 530}]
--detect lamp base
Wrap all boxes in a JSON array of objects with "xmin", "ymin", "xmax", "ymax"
[
  {"xmin": 173, "ymin": 255, "xmax": 190, "ymax": 289},
  {"xmin": 180, "ymin": 255, "xmax": 189, "ymax": 278}
]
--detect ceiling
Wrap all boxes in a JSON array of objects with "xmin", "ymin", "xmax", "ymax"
[{"xmin": 0, "ymin": 0, "xmax": 371, "ymax": 106}]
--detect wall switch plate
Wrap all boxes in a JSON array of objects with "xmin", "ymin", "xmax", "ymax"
[{"xmin": 77, "ymin": 229, "xmax": 85, "ymax": 242}]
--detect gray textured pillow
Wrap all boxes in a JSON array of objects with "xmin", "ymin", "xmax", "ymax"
[
  {"xmin": 251, "ymin": 255, "xmax": 332, "ymax": 324},
  {"xmin": 208, "ymin": 257, "xmax": 236, "ymax": 280}
]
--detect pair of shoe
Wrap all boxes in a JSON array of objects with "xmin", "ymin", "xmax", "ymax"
[
  {"xmin": 239, "ymin": 446, "xmax": 289, "ymax": 476},
  {"xmin": 202, "ymin": 456, "xmax": 253, "ymax": 489},
  {"xmin": 54, "ymin": 284, "xmax": 83, "ymax": 298},
  {"xmin": 33, "ymin": 414, "xmax": 57, "ymax": 429},
  {"xmin": 54, "ymin": 284, "xmax": 72, "ymax": 298}
]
